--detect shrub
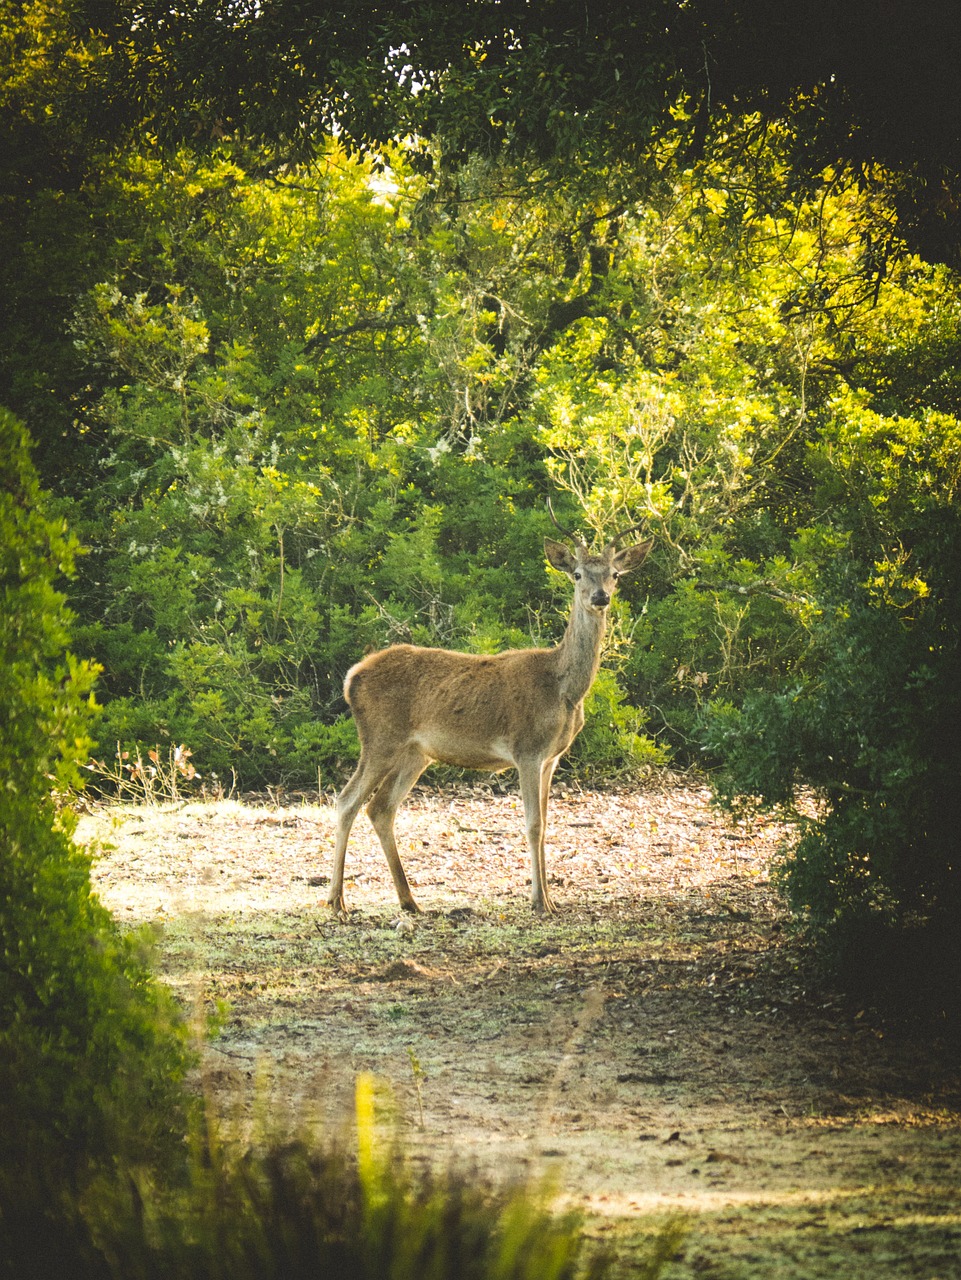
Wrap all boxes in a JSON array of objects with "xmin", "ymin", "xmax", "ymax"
[
  {"xmin": 703, "ymin": 516, "xmax": 961, "ymax": 1020},
  {"xmin": 0, "ymin": 409, "xmax": 193, "ymax": 1185}
]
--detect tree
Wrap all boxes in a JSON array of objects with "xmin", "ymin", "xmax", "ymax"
[
  {"xmin": 51, "ymin": 1, "xmax": 961, "ymax": 266},
  {"xmin": 57, "ymin": 142, "xmax": 672, "ymax": 786}
]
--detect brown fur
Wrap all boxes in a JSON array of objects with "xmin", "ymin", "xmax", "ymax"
[{"xmin": 327, "ymin": 535, "xmax": 652, "ymax": 917}]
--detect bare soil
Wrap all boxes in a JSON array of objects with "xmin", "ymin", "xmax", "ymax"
[{"xmin": 79, "ymin": 779, "xmax": 961, "ymax": 1279}]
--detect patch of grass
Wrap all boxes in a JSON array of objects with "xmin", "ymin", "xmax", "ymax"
[
  {"xmin": 626, "ymin": 1188, "xmax": 961, "ymax": 1280},
  {"xmin": 1, "ymin": 1076, "xmax": 682, "ymax": 1280}
]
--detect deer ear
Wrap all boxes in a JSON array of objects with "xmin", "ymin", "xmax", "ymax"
[
  {"xmin": 545, "ymin": 538, "xmax": 578, "ymax": 575},
  {"xmin": 612, "ymin": 539, "xmax": 653, "ymax": 574}
]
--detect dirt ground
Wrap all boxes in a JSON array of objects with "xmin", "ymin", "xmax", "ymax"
[{"xmin": 79, "ymin": 778, "xmax": 961, "ymax": 1279}]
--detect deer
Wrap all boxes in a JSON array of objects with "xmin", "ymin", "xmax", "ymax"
[{"xmin": 326, "ymin": 509, "xmax": 652, "ymax": 918}]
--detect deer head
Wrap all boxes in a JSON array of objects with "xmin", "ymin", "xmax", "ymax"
[
  {"xmin": 544, "ymin": 537, "xmax": 652, "ymax": 611},
  {"xmin": 545, "ymin": 503, "xmax": 653, "ymax": 613}
]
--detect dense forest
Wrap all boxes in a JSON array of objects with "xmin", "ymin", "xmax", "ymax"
[{"xmin": 3, "ymin": 1, "xmax": 961, "ymax": 1270}]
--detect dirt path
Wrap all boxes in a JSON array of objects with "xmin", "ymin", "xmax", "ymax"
[{"xmin": 80, "ymin": 781, "xmax": 961, "ymax": 1278}]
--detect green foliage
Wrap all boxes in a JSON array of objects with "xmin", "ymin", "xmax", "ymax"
[
  {"xmin": 704, "ymin": 408, "xmax": 961, "ymax": 1015},
  {"xmin": 20, "ymin": 0, "xmax": 954, "ymax": 269},
  {"xmin": 46, "ymin": 140, "xmax": 961, "ymax": 812},
  {"xmin": 56, "ymin": 144, "xmax": 671, "ymax": 787},
  {"xmin": 0, "ymin": 413, "xmax": 97, "ymax": 801},
  {"xmin": 0, "ymin": 409, "xmax": 192, "ymax": 1179}
]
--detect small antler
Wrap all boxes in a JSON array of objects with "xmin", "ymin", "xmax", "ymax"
[
  {"xmin": 546, "ymin": 497, "xmax": 585, "ymax": 546},
  {"xmin": 608, "ymin": 518, "xmax": 649, "ymax": 549}
]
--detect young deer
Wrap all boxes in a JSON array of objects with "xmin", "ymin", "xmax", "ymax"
[{"xmin": 327, "ymin": 520, "xmax": 652, "ymax": 917}]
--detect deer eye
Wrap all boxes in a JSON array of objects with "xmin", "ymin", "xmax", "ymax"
[
  {"xmin": 612, "ymin": 570, "xmax": 620, "ymax": 579},
  {"xmin": 573, "ymin": 571, "xmax": 582, "ymax": 581}
]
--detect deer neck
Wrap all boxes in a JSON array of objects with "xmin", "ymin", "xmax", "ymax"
[{"xmin": 554, "ymin": 598, "xmax": 606, "ymax": 705}]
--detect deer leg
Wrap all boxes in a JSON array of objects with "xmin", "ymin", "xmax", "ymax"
[
  {"xmin": 365, "ymin": 746, "xmax": 428, "ymax": 913},
  {"xmin": 539, "ymin": 757, "xmax": 561, "ymax": 908},
  {"xmin": 538, "ymin": 756, "xmax": 561, "ymax": 910},
  {"xmin": 540, "ymin": 755, "xmax": 559, "ymax": 813},
  {"xmin": 519, "ymin": 757, "xmax": 556, "ymax": 914},
  {"xmin": 328, "ymin": 753, "xmax": 391, "ymax": 917}
]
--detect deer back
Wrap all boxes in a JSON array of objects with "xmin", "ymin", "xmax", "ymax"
[{"xmin": 345, "ymin": 643, "xmax": 572, "ymax": 767}]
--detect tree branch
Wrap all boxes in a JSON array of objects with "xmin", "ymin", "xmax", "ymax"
[
  {"xmin": 695, "ymin": 580, "xmax": 815, "ymax": 608},
  {"xmin": 303, "ymin": 315, "xmax": 417, "ymax": 356}
]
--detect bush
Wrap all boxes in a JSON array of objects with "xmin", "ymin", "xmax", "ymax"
[
  {"xmin": 0, "ymin": 409, "xmax": 193, "ymax": 1184},
  {"xmin": 703, "ymin": 511, "xmax": 961, "ymax": 1020}
]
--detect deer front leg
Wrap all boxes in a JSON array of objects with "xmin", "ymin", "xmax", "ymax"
[
  {"xmin": 328, "ymin": 754, "xmax": 389, "ymax": 918},
  {"xmin": 365, "ymin": 746, "xmax": 428, "ymax": 913},
  {"xmin": 519, "ymin": 757, "xmax": 556, "ymax": 914}
]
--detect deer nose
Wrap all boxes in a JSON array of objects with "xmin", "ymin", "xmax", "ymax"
[{"xmin": 591, "ymin": 588, "xmax": 611, "ymax": 608}]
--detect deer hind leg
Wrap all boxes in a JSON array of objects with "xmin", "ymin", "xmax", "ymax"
[
  {"xmin": 365, "ymin": 745, "xmax": 428, "ymax": 913},
  {"xmin": 328, "ymin": 752, "xmax": 392, "ymax": 917},
  {"xmin": 519, "ymin": 756, "xmax": 558, "ymax": 914}
]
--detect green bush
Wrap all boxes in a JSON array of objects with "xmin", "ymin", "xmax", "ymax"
[
  {"xmin": 289, "ymin": 714, "xmax": 361, "ymax": 790},
  {"xmin": 703, "ymin": 499, "xmax": 961, "ymax": 1018},
  {"xmin": 0, "ymin": 409, "xmax": 193, "ymax": 1183}
]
